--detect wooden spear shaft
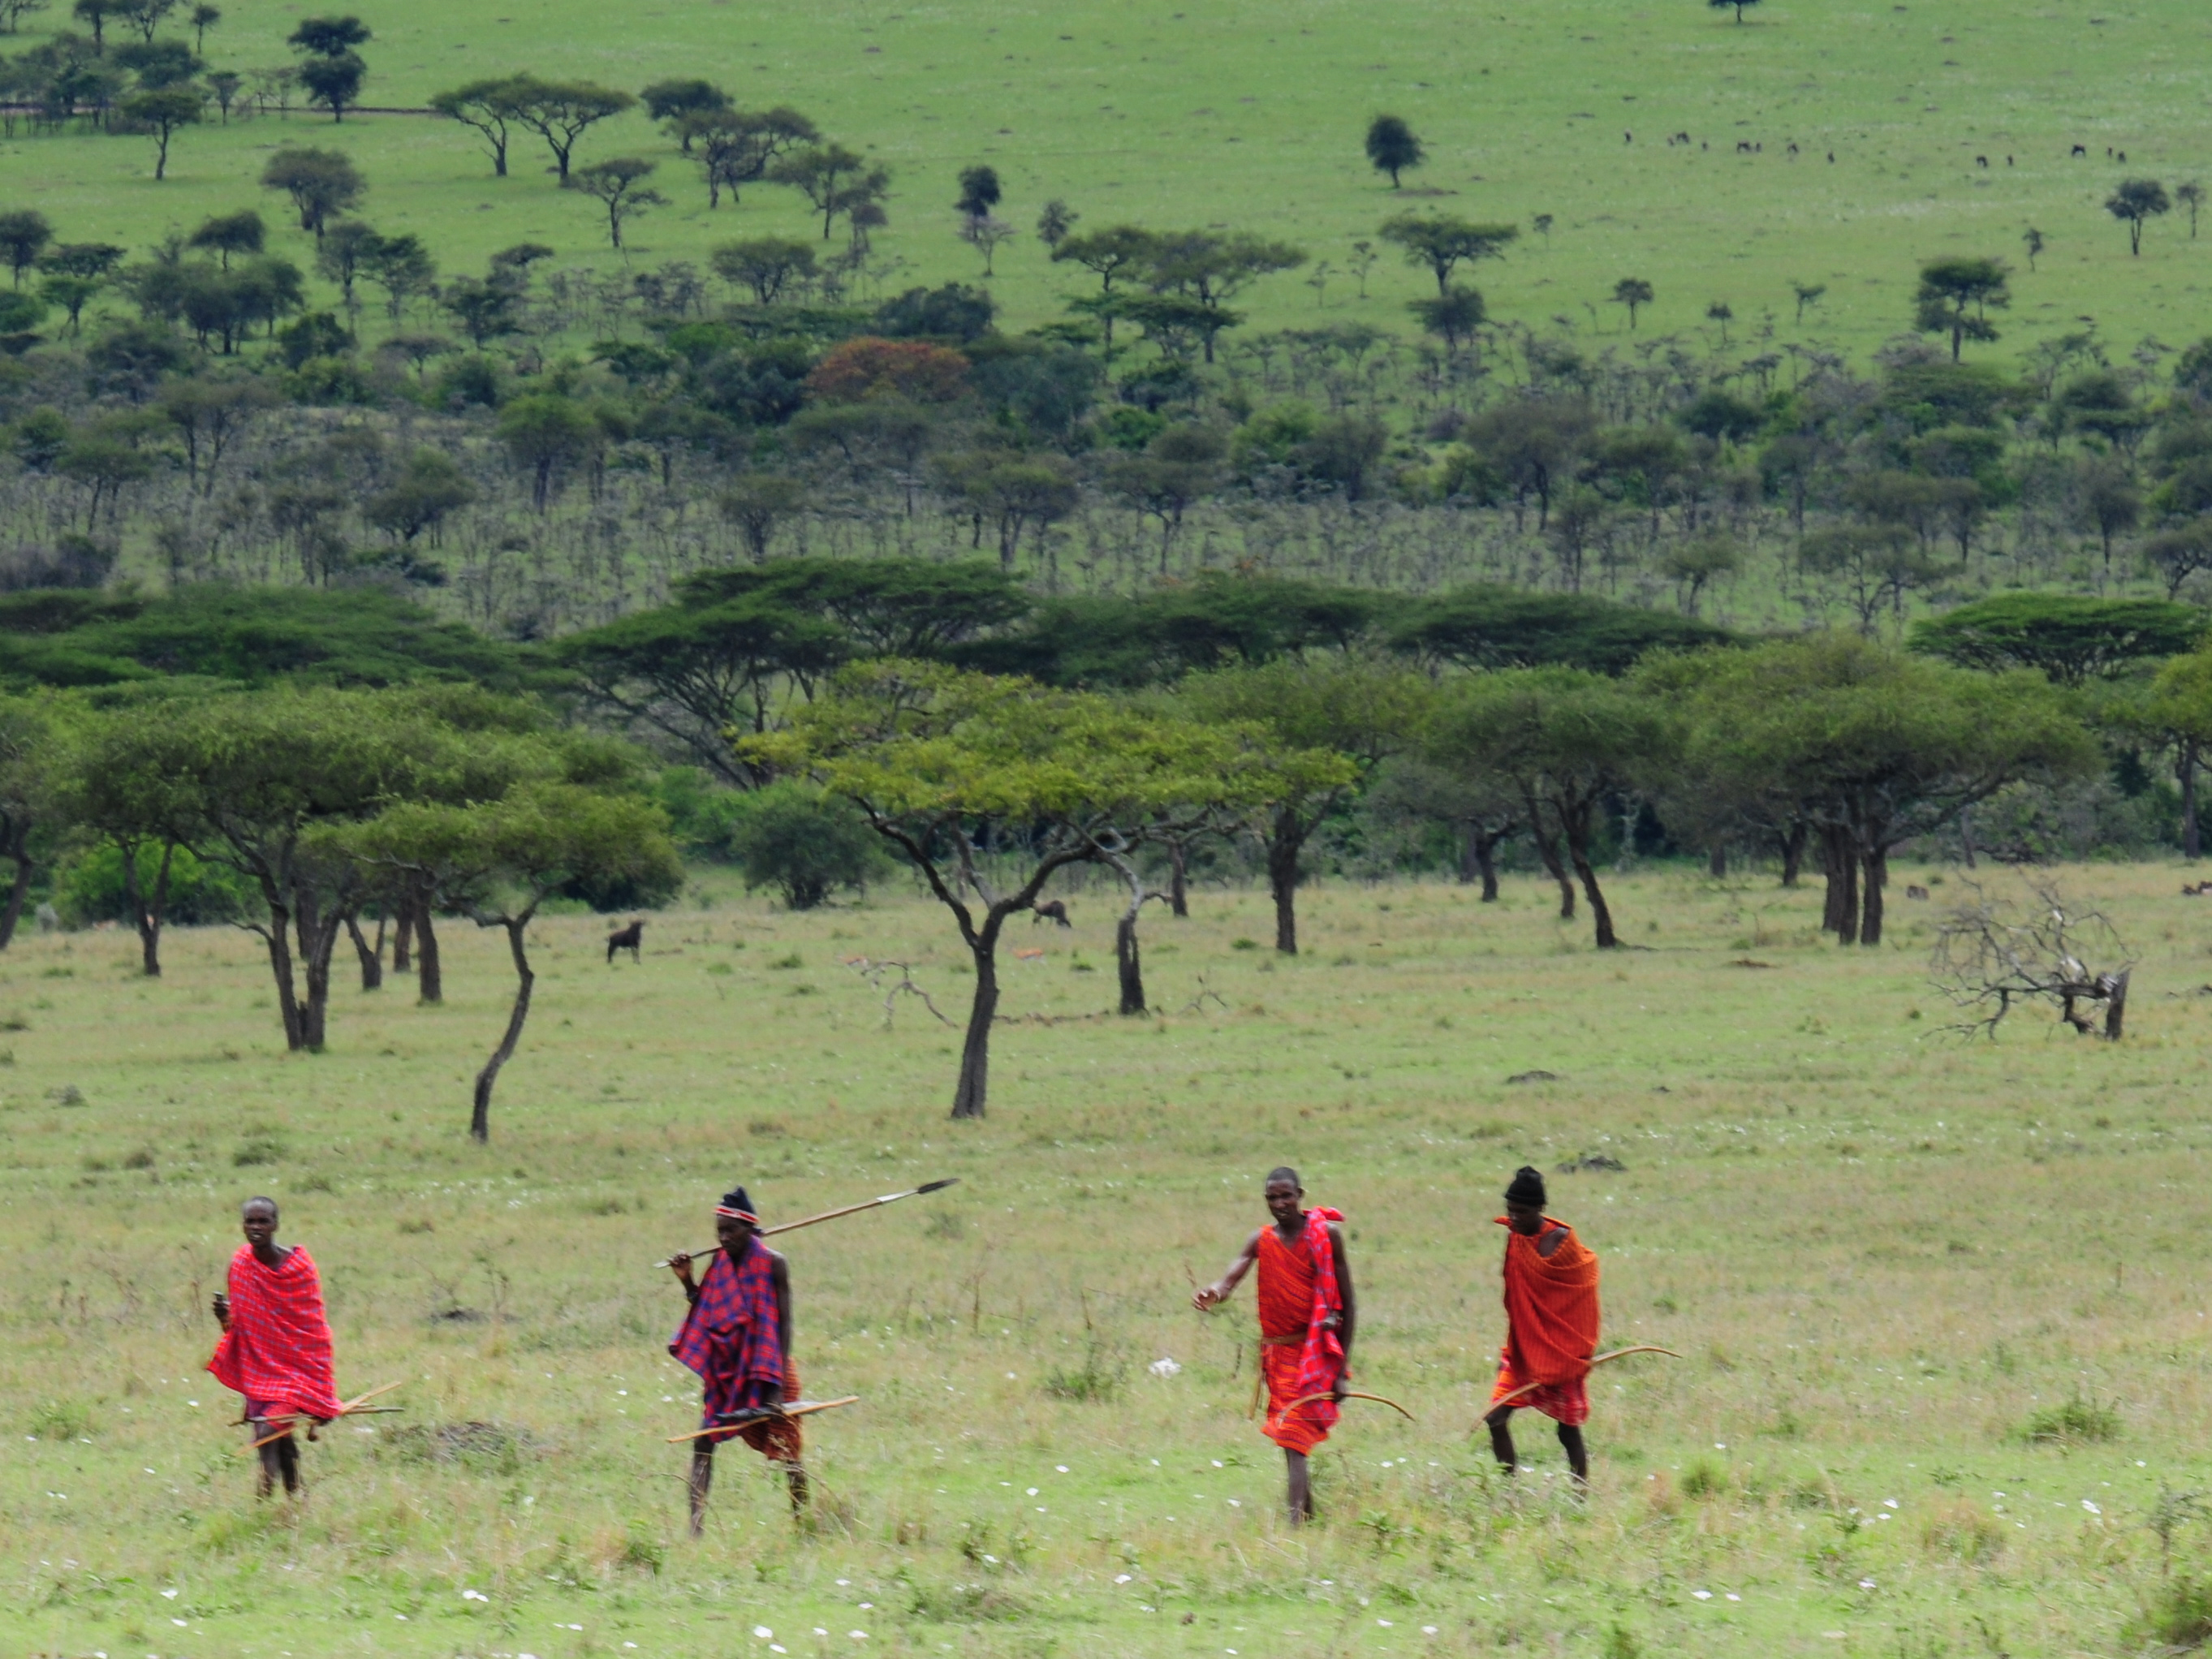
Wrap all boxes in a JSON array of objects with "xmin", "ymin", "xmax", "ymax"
[{"xmin": 653, "ymin": 1180, "xmax": 959, "ymax": 1268}]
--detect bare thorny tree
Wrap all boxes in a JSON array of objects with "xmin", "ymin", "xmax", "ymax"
[{"xmin": 1930, "ymin": 877, "xmax": 2135, "ymax": 1040}]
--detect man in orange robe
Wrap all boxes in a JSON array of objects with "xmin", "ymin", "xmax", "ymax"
[
  {"xmin": 1193, "ymin": 1166, "xmax": 1356, "ymax": 1523},
  {"xmin": 1484, "ymin": 1166, "xmax": 1600, "ymax": 1484}
]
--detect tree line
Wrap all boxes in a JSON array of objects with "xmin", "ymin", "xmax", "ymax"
[{"xmin": 0, "ymin": 567, "xmax": 2201, "ymax": 1123}]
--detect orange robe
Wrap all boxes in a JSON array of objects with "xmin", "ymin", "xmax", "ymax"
[
  {"xmin": 1490, "ymin": 1216, "xmax": 1600, "ymax": 1425},
  {"xmin": 1257, "ymin": 1222, "xmax": 1342, "ymax": 1454}
]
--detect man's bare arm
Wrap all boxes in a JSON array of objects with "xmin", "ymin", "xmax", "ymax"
[{"xmin": 1192, "ymin": 1230, "xmax": 1264, "ymax": 1311}]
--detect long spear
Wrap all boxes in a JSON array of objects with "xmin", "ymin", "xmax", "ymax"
[{"xmin": 652, "ymin": 1180, "xmax": 959, "ymax": 1268}]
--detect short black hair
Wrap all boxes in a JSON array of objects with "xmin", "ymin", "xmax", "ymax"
[
  {"xmin": 243, "ymin": 1195, "xmax": 278, "ymax": 1218},
  {"xmin": 1265, "ymin": 1166, "xmax": 1301, "ymax": 1190}
]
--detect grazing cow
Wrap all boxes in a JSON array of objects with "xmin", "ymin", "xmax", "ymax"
[
  {"xmin": 2072, "ymin": 144, "xmax": 2088, "ymax": 156},
  {"xmin": 1905, "ymin": 885, "xmax": 1931, "ymax": 901},
  {"xmin": 1032, "ymin": 899, "xmax": 1072, "ymax": 928},
  {"xmin": 607, "ymin": 920, "xmax": 645, "ymax": 964}
]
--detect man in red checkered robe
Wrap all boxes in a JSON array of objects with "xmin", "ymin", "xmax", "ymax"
[{"xmin": 208, "ymin": 1196, "xmax": 344, "ymax": 1498}]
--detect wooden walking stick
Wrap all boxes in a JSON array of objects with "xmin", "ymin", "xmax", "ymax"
[
  {"xmin": 664, "ymin": 1396, "xmax": 860, "ymax": 1444},
  {"xmin": 238, "ymin": 1381, "xmax": 407, "ymax": 1454},
  {"xmin": 654, "ymin": 1181, "xmax": 959, "ymax": 1267},
  {"xmin": 1481, "ymin": 1346, "xmax": 1682, "ymax": 1420}
]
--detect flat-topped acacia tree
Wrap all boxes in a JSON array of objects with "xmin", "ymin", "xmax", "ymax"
[
  {"xmin": 745, "ymin": 661, "xmax": 1342, "ymax": 1118},
  {"xmin": 352, "ymin": 782, "xmax": 679, "ymax": 1141}
]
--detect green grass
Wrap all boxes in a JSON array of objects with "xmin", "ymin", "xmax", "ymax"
[
  {"xmin": 7, "ymin": 860, "xmax": 2212, "ymax": 1654},
  {"xmin": 2, "ymin": 0, "xmax": 2210, "ymax": 364}
]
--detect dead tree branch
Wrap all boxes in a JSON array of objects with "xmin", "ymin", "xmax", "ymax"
[
  {"xmin": 1931, "ymin": 878, "xmax": 2135, "ymax": 1041},
  {"xmin": 842, "ymin": 956, "xmax": 956, "ymax": 1031}
]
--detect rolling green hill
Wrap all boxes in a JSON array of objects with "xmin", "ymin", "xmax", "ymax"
[{"xmin": 1, "ymin": 0, "xmax": 2207, "ymax": 363}]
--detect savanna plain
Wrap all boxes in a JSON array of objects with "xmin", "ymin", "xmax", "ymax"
[{"xmin": 4, "ymin": 863, "xmax": 2211, "ymax": 1658}]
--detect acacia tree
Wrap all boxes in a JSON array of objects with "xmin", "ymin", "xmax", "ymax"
[
  {"xmin": 1430, "ymin": 669, "xmax": 1671, "ymax": 948},
  {"xmin": 507, "ymin": 76, "xmax": 636, "ymax": 181},
  {"xmin": 564, "ymin": 156, "xmax": 666, "ymax": 250},
  {"xmin": 429, "ymin": 76, "xmax": 528, "ymax": 176},
  {"xmin": 67, "ymin": 707, "xmax": 200, "ymax": 975},
  {"xmin": 121, "ymin": 86, "xmax": 202, "ymax": 179},
  {"xmin": 1379, "ymin": 213, "xmax": 1515, "ymax": 294},
  {"xmin": 1365, "ymin": 114, "xmax": 1424, "ymax": 187},
  {"xmin": 747, "ymin": 661, "xmax": 1322, "ymax": 1118},
  {"xmin": 355, "ymin": 783, "xmax": 679, "ymax": 1141},
  {"xmin": 2106, "ymin": 178, "xmax": 2171, "ymax": 256},
  {"xmin": 261, "ymin": 148, "xmax": 364, "ymax": 241},
  {"xmin": 1181, "ymin": 656, "xmax": 1427, "ymax": 954},
  {"xmin": 1610, "ymin": 276, "xmax": 1654, "ymax": 330},
  {"xmin": 1914, "ymin": 256, "xmax": 2008, "ymax": 360},
  {"xmin": 2136, "ymin": 648, "xmax": 2212, "ymax": 859},
  {"xmin": 1663, "ymin": 635, "xmax": 2094, "ymax": 946},
  {"xmin": 0, "ymin": 697, "xmax": 63, "ymax": 950},
  {"xmin": 769, "ymin": 141, "xmax": 887, "ymax": 240}
]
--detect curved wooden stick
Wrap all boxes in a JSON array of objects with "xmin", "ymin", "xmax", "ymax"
[
  {"xmin": 664, "ymin": 1396, "xmax": 860, "ymax": 1444},
  {"xmin": 1481, "ymin": 1347, "xmax": 1684, "ymax": 1418},
  {"xmin": 1273, "ymin": 1389, "xmax": 1417, "ymax": 1423}
]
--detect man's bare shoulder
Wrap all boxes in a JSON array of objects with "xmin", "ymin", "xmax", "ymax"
[{"xmin": 1537, "ymin": 1223, "xmax": 1571, "ymax": 1259}]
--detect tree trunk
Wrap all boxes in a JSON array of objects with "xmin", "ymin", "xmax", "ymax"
[
  {"xmin": 1707, "ymin": 843, "xmax": 1727, "ymax": 878},
  {"xmin": 951, "ymin": 933, "xmax": 999, "ymax": 1120},
  {"xmin": 1473, "ymin": 830, "xmax": 1503, "ymax": 903},
  {"xmin": 392, "ymin": 900, "xmax": 414, "ymax": 972},
  {"xmin": 1778, "ymin": 821, "xmax": 1807, "ymax": 889},
  {"xmin": 123, "ymin": 839, "xmax": 175, "ymax": 977},
  {"xmin": 0, "ymin": 822, "xmax": 32, "ymax": 950},
  {"xmin": 1266, "ymin": 808, "xmax": 1303, "ymax": 955},
  {"xmin": 1857, "ymin": 847, "xmax": 1886, "ymax": 947},
  {"xmin": 1820, "ymin": 829, "xmax": 1858, "ymax": 944},
  {"xmin": 2184, "ymin": 742, "xmax": 2201, "ymax": 860},
  {"xmin": 2103, "ymin": 969, "xmax": 2129, "ymax": 1040},
  {"xmin": 1166, "ymin": 836, "xmax": 1189, "ymax": 918},
  {"xmin": 294, "ymin": 898, "xmax": 343, "ymax": 1051},
  {"xmin": 471, "ymin": 915, "xmax": 537, "ymax": 1142},
  {"xmin": 1959, "ymin": 804, "xmax": 1978, "ymax": 868},
  {"xmin": 1561, "ymin": 798, "xmax": 1618, "ymax": 948},
  {"xmin": 415, "ymin": 903, "xmax": 442, "ymax": 1004},
  {"xmin": 1524, "ymin": 791, "xmax": 1575, "ymax": 919},
  {"xmin": 1115, "ymin": 911, "xmax": 1145, "ymax": 1015},
  {"xmin": 261, "ymin": 898, "xmax": 305, "ymax": 1049},
  {"xmin": 345, "ymin": 912, "xmax": 382, "ymax": 991}
]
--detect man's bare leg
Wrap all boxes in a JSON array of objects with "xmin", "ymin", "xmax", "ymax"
[
  {"xmin": 1557, "ymin": 1424, "xmax": 1588, "ymax": 1484},
  {"xmin": 688, "ymin": 1446, "xmax": 714, "ymax": 1538},
  {"xmin": 1485, "ymin": 1404, "xmax": 1518, "ymax": 1473},
  {"xmin": 1283, "ymin": 1448, "xmax": 1313, "ymax": 1523}
]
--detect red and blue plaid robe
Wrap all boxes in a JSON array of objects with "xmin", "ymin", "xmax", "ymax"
[{"xmin": 670, "ymin": 1237, "xmax": 800, "ymax": 1459}]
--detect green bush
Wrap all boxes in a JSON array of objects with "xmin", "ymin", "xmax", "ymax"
[
  {"xmin": 2024, "ymin": 1393, "xmax": 2121, "ymax": 1444},
  {"xmin": 53, "ymin": 842, "xmax": 255, "ymax": 929},
  {"xmin": 2130, "ymin": 1575, "xmax": 2212, "ymax": 1648},
  {"xmin": 651, "ymin": 766, "xmax": 749, "ymax": 858},
  {"xmin": 724, "ymin": 781, "xmax": 889, "ymax": 910}
]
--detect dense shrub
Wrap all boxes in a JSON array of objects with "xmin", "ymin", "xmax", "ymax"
[{"xmin": 724, "ymin": 781, "xmax": 887, "ymax": 909}]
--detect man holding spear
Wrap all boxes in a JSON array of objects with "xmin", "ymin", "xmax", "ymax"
[
  {"xmin": 1191, "ymin": 1166, "xmax": 1356, "ymax": 1524},
  {"xmin": 207, "ymin": 1196, "xmax": 344, "ymax": 1499},
  {"xmin": 668, "ymin": 1186, "xmax": 807, "ymax": 1532}
]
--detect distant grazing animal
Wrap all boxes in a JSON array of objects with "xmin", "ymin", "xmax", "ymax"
[
  {"xmin": 606, "ymin": 920, "xmax": 645, "ymax": 963},
  {"xmin": 1032, "ymin": 899, "xmax": 1072, "ymax": 929},
  {"xmin": 1737, "ymin": 140, "xmax": 1754, "ymax": 153},
  {"xmin": 2184, "ymin": 882, "xmax": 2212, "ymax": 897},
  {"xmin": 1976, "ymin": 155, "xmax": 1989, "ymax": 168},
  {"xmin": 2007, "ymin": 155, "xmax": 2014, "ymax": 165},
  {"xmin": 2117, "ymin": 149, "xmax": 2127, "ymax": 162},
  {"xmin": 1787, "ymin": 141, "xmax": 1799, "ymax": 155},
  {"xmin": 2072, "ymin": 144, "xmax": 2088, "ymax": 157},
  {"xmin": 1905, "ymin": 885, "xmax": 1931, "ymax": 901},
  {"xmin": 1826, "ymin": 151, "xmax": 1835, "ymax": 162}
]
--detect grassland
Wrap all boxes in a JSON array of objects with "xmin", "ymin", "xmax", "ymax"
[
  {"xmin": 2, "ymin": 0, "xmax": 2210, "ymax": 366},
  {"xmin": 3, "ymin": 857, "xmax": 2212, "ymax": 1656}
]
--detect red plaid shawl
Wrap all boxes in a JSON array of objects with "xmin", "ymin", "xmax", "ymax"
[
  {"xmin": 1257, "ymin": 1208, "xmax": 1346, "ymax": 1450},
  {"xmin": 670, "ymin": 1236, "xmax": 787, "ymax": 1428},
  {"xmin": 207, "ymin": 1244, "xmax": 344, "ymax": 1420}
]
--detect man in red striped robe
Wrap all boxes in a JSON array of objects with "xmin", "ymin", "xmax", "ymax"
[
  {"xmin": 207, "ymin": 1196, "xmax": 344, "ymax": 1498},
  {"xmin": 669, "ymin": 1186, "xmax": 806, "ymax": 1533},
  {"xmin": 1192, "ymin": 1166, "xmax": 1356, "ymax": 1523}
]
